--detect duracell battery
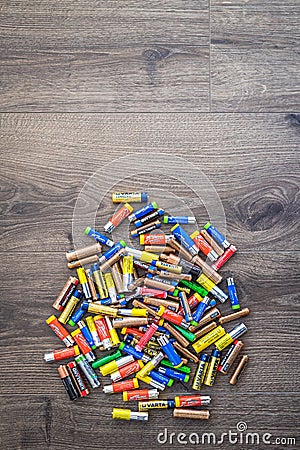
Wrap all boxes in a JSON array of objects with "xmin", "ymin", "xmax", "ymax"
[
  {"xmin": 173, "ymin": 409, "xmax": 210, "ymax": 420},
  {"xmin": 85, "ymin": 269, "xmax": 98, "ymax": 301},
  {"xmin": 194, "ymin": 321, "xmax": 218, "ymax": 339},
  {"xmin": 52, "ymin": 276, "xmax": 79, "ymax": 311},
  {"xmin": 67, "ymin": 361, "xmax": 90, "ymax": 397},
  {"xmin": 163, "ymin": 322, "xmax": 190, "ymax": 348},
  {"xmin": 66, "ymin": 243, "xmax": 102, "ymax": 263},
  {"xmin": 200, "ymin": 229, "xmax": 224, "ymax": 256},
  {"xmin": 190, "ymin": 308, "xmax": 221, "ymax": 332},
  {"xmin": 57, "ymin": 365, "xmax": 79, "ymax": 401},
  {"xmin": 68, "ymin": 254, "xmax": 99, "ymax": 269},
  {"xmin": 144, "ymin": 245, "xmax": 176, "ymax": 253},
  {"xmin": 100, "ymin": 249, "xmax": 126, "ymax": 272},
  {"xmin": 219, "ymin": 308, "xmax": 250, "ymax": 325},
  {"xmin": 173, "ymin": 341, "xmax": 199, "ymax": 363},
  {"xmin": 219, "ymin": 340, "xmax": 244, "ymax": 374},
  {"xmin": 229, "ymin": 355, "xmax": 249, "ymax": 385}
]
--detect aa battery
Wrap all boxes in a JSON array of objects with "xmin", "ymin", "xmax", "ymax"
[
  {"xmin": 218, "ymin": 340, "xmax": 244, "ymax": 374},
  {"xmin": 173, "ymin": 409, "xmax": 210, "ymax": 420},
  {"xmin": 203, "ymin": 349, "xmax": 221, "ymax": 386},
  {"xmin": 52, "ymin": 276, "xmax": 79, "ymax": 311},
  {"xmin": 66, "ymin": 243, "xmax": 102, "ymax": 263},
  {"xmin": 192, "ymin": 353, "xmax": 210, "ymax": 390},
  {"xmin": 174, "ymin": 395, "xmax": 211, "ymax": 408},
  {"xmin": 123, "ymin": 389, "xmax": 159, "ymax": 402},
  {"xmin": 138, "ymin": 400, "xmax": 175, "ymax": 411},
  {"xmin": 75, "ymin": 354, "xmax": 101, "ymax": 389},
  {"xmin": 229, "ymin": 355, "xmax": 249, "ymax": 385},
  {"xmin": 57, "ymin": 365, "xmax": 79, "ymax": 401},
  {"xmin": 67, "ymin": 361, "xmax": 89, "ymax": 397}
]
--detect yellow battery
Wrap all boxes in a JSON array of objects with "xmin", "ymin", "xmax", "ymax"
[
  {"xmin": 92, "ymin": 269, "xmax": 107, "ymax": 299},
  {"xmin": 140, "ymin": 251, "xmax": 159, "ymax": 264},
  {"xmin": 192, "ymin": 356, "xmax": 210, "ymax": 390},
  {"xmin": 58, "ymin": 295, "xmax": 80, "ymax": 324},
  {"xmin": 103, "ymin": 272, "xmax": 115, "ymax": 290},
  {"xmin": 88, "ymin": 303, "xmax": 118, "ymax": 317},
  {"xmin": 192, "ymin": 326, "xmax": 225, "ymax": 353},
  {"xmin": 215, "ymin": 333, "xmax": 234, "ymax": 351},
  {"xmin": 203, "ymin": 350, "xmax": 221, "ymax": 386},
  {"xmin": 109, "ymin": 328, "xmax": 120, "ymax": 346},
  {"xmin": 138, "ymin": 400, "xmax": 172, "ymax": 411},
  {"xmin": 123, "ymin": 255, "xmax": 134, "ymax": 274},
  {"xmin": 155, "ymin": 261, "xmax": 182, "ymax": 274},
  {"xmin": 77, "ymin": 267, "xmax": 88, "ymax": 285},
  {"xmin": 196, "ymin": 273, "xmax": 216, "ymax": 292}
]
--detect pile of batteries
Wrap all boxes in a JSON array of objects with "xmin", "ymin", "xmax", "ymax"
[{"xmin": 44, "ymin": 192, "xmax": 249, "ymax": 422}]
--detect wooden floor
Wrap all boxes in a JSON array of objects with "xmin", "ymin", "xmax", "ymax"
[{"xmin": 0, "ymin": 2, "xmax": 299, "ymax": 450}]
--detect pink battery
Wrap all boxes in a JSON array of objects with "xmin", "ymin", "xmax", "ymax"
[
  {"xmin": 135, "ymin": 323, "xmax": 158, "ymax": 352},
  {"xmin": 139, "ymin": 287, "xmax": 168, "ymax": 299}
]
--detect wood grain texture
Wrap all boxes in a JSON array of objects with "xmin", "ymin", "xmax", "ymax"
[
  {"xmin": 0, "ymin": 0, "xmax": 209, "ymax": 112},
  {"xmin": 211, "ymin": 0, "xmax": 300, "ymax": 111},
  {"xmin": 0, "ymin": 113, "xmax": 299, "ymax": 252},
  {"xmin": 0, "ymin": 394, "xmax": 299, "ymax": 450}
]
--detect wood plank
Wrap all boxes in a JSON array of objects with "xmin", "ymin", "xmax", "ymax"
[
  {"xmin": 0, "ymin": 394, "xmax": 299, "ymax": 450},
  {"xmin": 0, "ymin": 1, "xmax": 209, "ymax": 111},
  {"xmin": 211, "ymin": 0, "xmax": 300, "ymax": 111},
  {"xmin": 0, "ymin": 113, "xmax": 299, "ymax": 251},
  {"xmin": 0, "ymin": 251, "xmax": 299, "ymax": 394}
]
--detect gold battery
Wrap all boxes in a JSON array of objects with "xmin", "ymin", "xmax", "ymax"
[
  {"xmin": 192, "ymin": 356, "xmax": 210, "ymax": 390},
  {"xmin": 66, "ymin": 242, "xmax": 102, "ymax": 262},
  {"xmin": 58, "ymin": 294, "xmax": 80, "ymax": 324},
  {"xmin": 203, "ymin": 351, "xmax": 221, "ymax": 386}
]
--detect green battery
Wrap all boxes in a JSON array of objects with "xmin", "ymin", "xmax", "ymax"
[
  {"xmin": 161, "ymin": 359, "xmax": 191, "ymax": 374},
  {"xmin": 91, "ymin": 350, "xmax": 122, "ymax": 369},
  {"xmin": 180, "ymin": 280, "xmax": 208, "ymax": 298},
  {"xmin": 173, "ymin": 324, "xmax": 196, "ymax": 342}
]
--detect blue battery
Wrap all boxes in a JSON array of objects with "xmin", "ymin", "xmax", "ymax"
[
  {"xmin": 119, "ymin": 343, "xmax": 151, "ymax": 363},
  {"xmin": 84, "ymin": 227, "xmax": 115, "ymax": 247},
  {"xmin": 170, "ymin": 224, "xmax": 198, "ymax": 256},
  {"xmin": 157, "ymin": 334, "xmax": 183, "ymax": 367},
  {"xmin": 99, "ymin": 240, "xmax": 126, "ymax": 263},
  {"xmin": 77, "ymin": 320, "xmax": 96, "ymax": 349},
  {"xmin": 191, "ymin": 296, "xmax": 211, "ymax": 326},
  {"xmin": 149, "ymin": 370, "xmax": 174, "ymax": 387},
  {"xmin": 157, "ymin": 366, "xmax": 189, "ymax": 382},
  {"xmin": 227, "ymin": 277, "xmax": 241, "ymax": 310},
  {"xmin": 128, "ymin": 202, "xmax": 158, "ymax": 223},
  {"xmin": 203, "ymin": 222, "xmax": 230, "ymax": 249}
]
